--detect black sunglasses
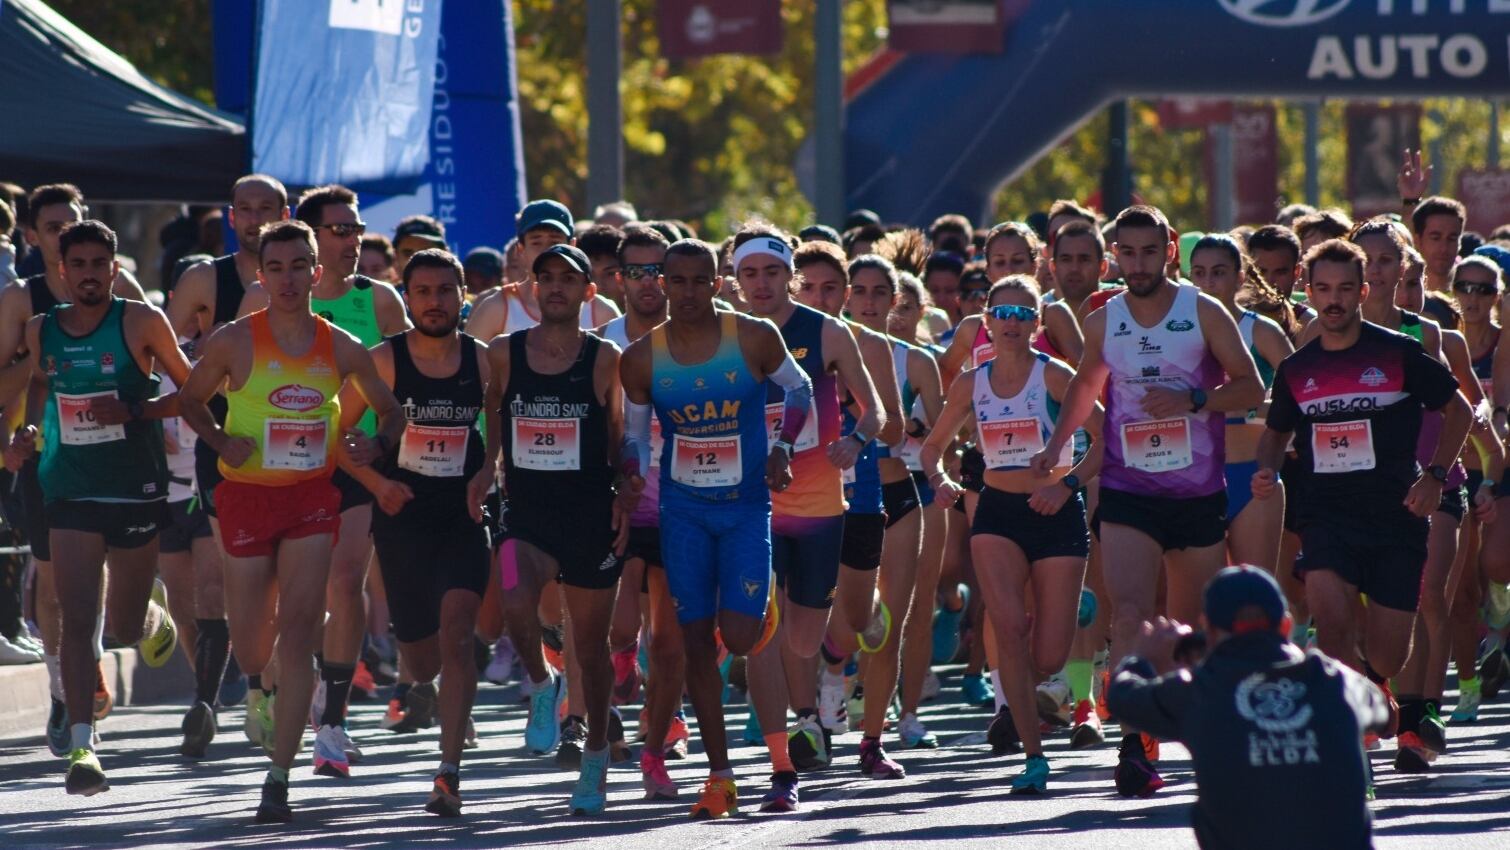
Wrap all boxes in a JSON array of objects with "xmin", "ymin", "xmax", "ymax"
[
  {"xmin": 1453, "ymin": 281, "xmax": 1499, "ymax": 297},
  {"xmin": 622, "ymin": 262, "xmax": 663, "ymax": 280},
  {"xmin": 317, "ymin": 222, "xmax": 367, "ymax": 238}
]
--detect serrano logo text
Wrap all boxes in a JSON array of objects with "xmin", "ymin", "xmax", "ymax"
[{"xmin": 269, "ymin": 384, "xmax": 325, "ymax": 412}]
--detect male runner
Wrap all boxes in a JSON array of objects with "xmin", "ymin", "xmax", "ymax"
[
  {"xmin": 6, "ymin": 220, "xmax": 188, "ymax": 794},
  {"xmin": 0, "ymin": 184, "xmax": 148, "ymax": 756},
  {"xmin": 620, "ymin": 237, "xmax": 809, "ymax": 819},
  {"xmin": 1032, "ymin": 205, "xmax": 1264, "ymax": 797},
  {"xmin": 737, "ymin": 224, "xmax": 884, "ymax": 808},
  {"xmin": 167, "ymin": 173, "xmax": 288, "ymax": 749},
  {"xmin": 1410, "ymin": 197, "xmax": 1466, "ymax": 294},
  {"xmin": 391, "ymin": 215, "xmax": 448, "ymax": 279},
  {"xmin": 488, "ymin": 244, "xmax": 628, "ymax": 815},
  {"xmin": 1253, "ymin": 239, "xmax": 1469, "ymax": 771},
  {"xmin": 339, "ymin": 249, "xmax": 492, "ymax": 815},
  {"xmin": 179, "ymin": 220, "xmax": 403, "ymax": 822}
]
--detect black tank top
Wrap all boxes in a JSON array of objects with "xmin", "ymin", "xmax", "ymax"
[
  {"xmin": 379, "ymin": 333, "xmax": 485, "ymax": 500},
  {"xmin": 211, "ymin": 254, "xmax": 246, "ymax": 327},
  {"xmin": 500, "ymin": 329, "xmax": 613, "ymax": 503},
  {"xmin": 26, "ymin": 274, "xmax": 61, "ymax": 317}
]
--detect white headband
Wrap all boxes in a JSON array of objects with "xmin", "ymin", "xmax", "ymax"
[{"xmin": 733, "ymin": 237, "xmax": 794, "ymax": 274}]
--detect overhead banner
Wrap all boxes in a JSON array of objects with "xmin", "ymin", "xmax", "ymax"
[
  {"xmin": 888, "ymin": 0, "xmax": 1031, "ymax": 54},
  {"xmin": 1457, "ymin": 168, "xmax": 1510, "ymax": 236},
  {"xmin": 1346, "ymin": 103, "xmax": 1420, "ymax": 219},
  {"xmin": 658, "ymin": 0, "xmax": 782, "ymax": 58},
  {"xmin": 252, "ymin": 0, "xmax": 443, "ymax": 193}
]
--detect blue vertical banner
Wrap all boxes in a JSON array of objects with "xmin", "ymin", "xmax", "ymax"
[
  {"xmin": 360, "ymin": 0, "xmax": 527, "ymax": 254},
  {"xmin": 251, "ymin": 0, "xmax": 444, "ymax": 193}
]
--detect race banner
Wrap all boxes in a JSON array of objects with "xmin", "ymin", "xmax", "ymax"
[
  {"xmin": 1346, "ymin": 103, "xmax": 1421, "ymax": 220},
  {"xmin": 1456, "ymin": 168, "xmax": 1510, "ymax": 236},
  {"xmin": 658, "ymin": 0, "xmax": 782, "ymax": 58}
]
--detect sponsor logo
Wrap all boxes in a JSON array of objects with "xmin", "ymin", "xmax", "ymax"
[
  {"xmin": 1165, "ymin": 318, "xmax": 1195, "ymax": 332},
  {"xmin": 1217, "ymin": 0, "xmax": 1350, "ymax": 29},
  {"xmin": 1138, "ymin": 336, "xmax": 1162, "ymax": 354},
  {"xmin": 268, "ymin": 384, "xmax": 326, "ymax": 412},
  {"xmin": 1360, "ymin": 367, "xmax": 1387, "ymax": 387},
  {"xmin": 1113, "ymin": 321, "xmax": 1131, "ymax": 337},
  {"xmin": 1142, "ymin": 366, "xmax": 1161, "ymax": 378},
  {"xmin": 1235, "ymin": 671, "xmax": 1321, "ymax": 767},
  {"xmin": 695, "ymin": 377, "xmax": 706, "ymax": 389},
  {"xmin": 725, "ymin": 370, "xmax": 739, "ymax": 384},
  {"xmin": 790, "ymin": 347, "xmax": 809, "ymax": 360},
  {"xmin": 44, "ymin": 355, "xmax": 57, "ymax": 376},
  {"xmin": 742, "ymin": 579, "xmax": 761, "ymax": 599},
  {"xmin": 268, "ymin": 359, "xmax": 282, "ymax": 371},
  {"xmin": 1302, "ymin": 396, "xmax": 1379, "ymax": 415},
  {"xmin": 125, "ymin": 523, "xmax": 156, "ymax": 534},
  {"xmin": 100, "ymin": 352, "xmax": 115, "ymax": 375},
  {"xmin": 1304, "ymin": 378, "xmax": 1318, "ymax": 393},
  {"xmin": 659, "ymin": 377, "xmax": 674, "ymax": 389}
]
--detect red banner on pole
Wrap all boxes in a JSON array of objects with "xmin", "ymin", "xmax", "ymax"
[
  {"xmin": 658, "ymin": 0, "xmax": 782, "ymax": 59},
  {"xmin": 1202, "ymin": 105, "xmax": 1278, "ymax": 227},
  {"xmin": 1158, "ymin": 99, "xmax": 1234, "ymax": 130},
  {"xmin": 887, "ymin": 0, "xmax": 1030, "ymax": 54},
  {"xmin": 1457, "ymin": 168, "xmax": 1510, "ymax": 235},
  {"xmin": 1346, "ymin": 104, "xmax": 1421, "ymax": 220}
]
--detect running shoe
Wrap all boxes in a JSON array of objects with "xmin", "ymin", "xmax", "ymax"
[
  {"xmin": 1451, "ymin": 678, "xmax": 1481, "ymax": 723},
  {"xmin": 463, "ymin": 715, "xmax": 479, "ymax": 750},
  {"xmin": 313, "ymin": 724, "xmax": 352, "ymax": 778},
  {"xmin": 64, "ymin": 748, "xmax": 107, "ymax": 796},
  {"xmin": 1364, "ymin": 731, "xmax": 1381, "ymax": 751},
  {"xmin": 1096, "ymin": 667, "xmax": 1111, "ymax": 722},
  {"xmin": 664, "ymin": 714, "xmax": 691, "ymax": 760},
  {"xmin": 641, "ymin": 751, "xmax": 678, "ymax": 800},
  {"xmin": 250, "ymin": 691, "xmax": 276, "ymax": 754},
  {"xmin": 690, "ymin": 776, "xmax": 738, "ymax": 819},
  {"xmin": 385, "ymin": 682, "xmax": 438, "ymax": 734},
  {"xmin": 857, "ymin": 601, "xmax": 893, "ymax": 654},
  {"xmin": 819, "ymin": 673, "xmax": 848, "ymax": 734},
  {"xmin": 542, "ymin": 625, "xmax": 566, "ymax": 672},
  {"xmin": 960, "ymin": 673, "xmax": 992, "ymax": 707},
  {"xmin": 350, "ymin": 661, "xmax": 377, "ymax": 701},
  {"xmin": 308, "ymin": 679, "xmax": 327, "ymax": 732},
  {"xmin": 846, "ymin": 685, "xmax": 865, "ymax": 732},
  {"xmin": 1485, "ymin": 581, "xmax": 1510, "ymax": 629},
  {"xmin": 987, "ymin": 705, "xmax": 1021, "ymax": 755},
  {"xmin": 612, "ymin": 644, "xmax": 641, "ymax": 706},
  {"xmin": 759, "ymin": 770, "xmax": 800, "ymax": 812},
  {"xmin": 858, "ymin": 737, "xmax": 906, "ymax": 779},
  {"xmin": 255, "ymin": 777, "xmax": 291, "ymax": 823},
  {"xmin": 485, "ymin": 636, "xmax": 517, "ymax": 685},
  {"xmin": 93, "ymin": 663, "xmax": 112, "ymax": 721},
  {"xmin": 1035, "ymin": 679, "xmax": 1072, "ymax": 728},
  {"xmin": 382, "ymin": 697, "xmax": 407, "ymax": 731},
  {"xmin": 1417, "ymin": 703, "xmax": 1446, "ymax": 756},
  {"xmin": 525, "ymin": 673, "xmax": 565, "ymax": 754},
  {"xmin": 180, "ymin": 701, "xmax": 216, "ymax": 759},
  {"xmin": 1379, "ymin": 681, "xmax": 1400, "ymax": 739},
  {"xmin": 46, "ymin": 697, "xmax": 70, "ymax": 757},
  {"xmin": 139, "ymin": 585, "xmax": 178, "ymax": 668},
  {"xmin": 607, "ymin": 707, "xmax": 633, "ymax": 763},
  {"xmin": 557, "ymin": 716, "xmax": 587, "ymax": 768},
  {"xmin": 1011, "ymin": 754, "xmax": 1050, "ymax": 795},
  {"xmin": 245, "ymin": 689, "xmax": 272, "ymax": 751},
  {"xmin": 1143, "ymin": 734, "xmax": 1160, "ymax": 762},
  {"xmin": 426, "ymin": 770, "xmax": 461, "ymax": 818},
  {"xmin": 569, "ymin": 749, "xmax": 609, "ymax": 816},
  {"xmin": 1114, "ymin": 734, "xmax": 1163, "ymax": 797},
  {"xmin": 330, "ymin": 722, "xmax": 363, "ymax": 763},
  {"xmin": 742, "ymin": 709, "xmax": 763, "ymax": 746},
  {"xmin": 219, "ymin": 655, "xmax": 248, "ymax": 708},
  {"xmin": 0, "ymin": 632, "xmax": 41, "ymax": 664},
  {"xmin": 931, "ymin": 588, "xmax": 967, "ymax": 665},
  {"xmin": 1393, "ymin": 731, "xmax": 1431, "ymax": 773},
  {"xmin": 787, "ymin": 714, "xmax": 829, "ymax": 771},
  {"xmin": 1069, "ymin": 700, "xmax": 1104, "ymax": 750},
  {"xmin": 1479, "ymin": 645, "xmax": 1507, "ymax": 700},
  {"xmin": 1077, "ymin": 587, "xmax": 1098, "ymax": 628},
  {"xmin": 897, "ymin": 712, "xmax": 938, "ymax": 749},
  {"xmin": 920, "ymin": 669, "xmax": 941, "ymax": 702}
]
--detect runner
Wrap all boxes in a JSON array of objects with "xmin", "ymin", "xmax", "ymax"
[
  {"xmin": 338, "ymin": 249, "xmax": 492, "ymax": 815},
  {"xmin": 982, "ymin": 222, "xmax": 1082, "ymax": 363},
  {"xmin": 391, "ymin": 215, "xmax": 448, "ymax": 279},
  {"xmin": 619, "ymin": 237, "xmax": 807, "ymax": 819},
  {"xmin": 488, "ymin": 243, "xmax": 629, "ymax": 815},
  {"xmin": 1405, "ymin": 183, "xmax": 1465, "ymax": 295},
  {"xmin": 847, "ymin": 255, "xmax": 946, "ymax": 752},
  {"xmin": 736, "ymin": 224, "xmax": 886, "ymax": 807},
  {"xmin": 5, "ymin": 220, "xmax": 189, "ymax": 795},
  {"xmin": 1186, "ymin": 235, "xmax": 1295, "ymax": 571},
  {"xmin": 1252, "ymin": 238, "xmax": 1470, "ymax": 780},
  {"xmin": 178, "ymin": 220, "xmax": 404, "ymax": 822},
  {"xmin": 1031, "ymin": 205, "xmax": 1264, "ymax": 797},
  {"xmin": 464, "ymin": 200, "xmax": 620, "ymax": 341},
  {"xmin": 925, "ymin": 275, "xmax": 1104, "ymax": 794},
  {"xmin": 167, "ymin": 173, "xmax": 288, "ymax": 752}
]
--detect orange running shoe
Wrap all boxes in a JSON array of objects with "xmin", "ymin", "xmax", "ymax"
[
  {"xmin": 93, "ymin": 663, "xmax": 112, "ymax": 721},
  {"xmin": 690, "ymin": 776, "xmax": 738, "ymax": 819},
  {"xmin": 351, "ymin": 661, "xmax": 377, "ymax": 701},
  {"xmin": 1095, "ymin": 668, "xmax": 1111, "ymax": 723},
  {"xmin": 1142, "ymin": 733, "xmax": 1159, "ymax": 762},
  {"xmin": 664, "ymin": 714, "xmax": 691, "ymax": 760}
]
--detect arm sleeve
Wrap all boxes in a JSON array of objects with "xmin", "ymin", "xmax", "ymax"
[
  {"xmin": 1105, "ymin": 657, "xmax": 1195, "ymax": 743},
  {"xmin": 770, "ymin": 353, "xmax": 813, "ymax": 446},
  {"xmin": 1403, "ymin": 340, "xmax": 1460, "ymax": 412},
  {"xmin": 1265, "ymin": 361, "xmax": 1299, "ymax": 434},
  {"xmin": 623, "ymin": 400, "xmax": 653, "ymax": 477}
]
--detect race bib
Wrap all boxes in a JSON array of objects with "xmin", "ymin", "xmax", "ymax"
[
  {"xmin": 56, "ymin": 391, "xmax": 125, "ymax": 446},
  {"xmin": 972, "ymin": 342, "xmax": 995, "ymax": 369},
  {"xmin": 512, "ymin": 417, "xmax": 580, "ymax": 471},
  {"xmin": 766, "ymin": 401, "xmax": 819, "ymax": 453},
  {"xmin": 671, "ymin": 434, "xmax": 742, "ymax": 488},
  {"xmin": 898, "ymin": 435, "xmax": 924, "ymax": 472},
  {"xmin": 400, "ymin": 424, "xmax": 469, "ymax": 477},
  {"xmin": 263, "ymin": 418, "xmax": 328, "ymax": 471},
  {"xmin": 1311, "ymin": 420, "xmax": 1375, "ymax": 473},
  {"xmin": 1120, "ymin": 417, "xmax": 1193, "ymax": 472}
]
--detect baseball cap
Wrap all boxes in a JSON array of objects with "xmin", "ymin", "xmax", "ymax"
[
  {"xmin": 394, "ymin": 217, "xmax": 447, "ymax": 246},
  {"xmin": 1473, "ymin": 243, "xmax": 1510, "ymax": 277},
  {"xmin": 518, "ymin": 199, "xmax": 574, "ymax": 237},
  {"xmin": 464, "ymin": 246, "xmax": 505, "ymax": 278},
  {"xmin": 532, "ymin": 243, "xmax": 592, "ymax": 277},
  {"xmin": 1203, "ymin": 565, "xmax": 1286, "ymax": 636},
  {"xmin": 845, "ymin": 209, "xmax": 882, "ymax": 230},
  {"xmin": 799, "ymin": 224, "xmax": 841, "ymax": 245}
]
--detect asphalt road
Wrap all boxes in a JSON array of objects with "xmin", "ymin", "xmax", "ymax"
[{"xmin": 2, "ymin": 670, "xmax": 1508, "ymax": 849}]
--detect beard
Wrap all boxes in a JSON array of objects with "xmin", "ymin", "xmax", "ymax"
[{"xmin": 416, "ymin": 313, "xmax": 460, "ymax": 337}]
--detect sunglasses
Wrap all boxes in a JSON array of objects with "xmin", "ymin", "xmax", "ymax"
[
  {"xmin": 988, "ymin": 304, "xmax": 1038, "ymax": 322},
  {"xmin": 622, "ymin": 262, "xmax": 663, "ymax": 280},
  {"xmin": 961, "ymin": 288, "xmax": 990, "ymax": 300},
  {"xmin": 317, "ymin": 222, "xmax": 367, "ymax": 238},
  {"xmin": 1452, "ymin": 281, "xmax": 1499, "ymax": 297}
]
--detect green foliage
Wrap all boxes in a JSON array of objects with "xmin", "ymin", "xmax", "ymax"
[{"xmin": 49, "ymin": 0, "xmax": 215, "ymax": 104}]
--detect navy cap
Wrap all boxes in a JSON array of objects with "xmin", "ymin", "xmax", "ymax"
[
  {"xmin": 464, "ymin": 246, "xmax": 505, "ymax": 277},
  {"xmin": 799, "ymin": 224, "xmax": 841, "ymax": 245},
  {"xmin": 394, "ymin": 217, "xmax": 446, "ymax": 245},
  {"xmin": 533, "ymin": 243, "xmax": 592, "ymax": 277},
  {"xmin": 518, "ymin": 199, "xmax": 574, "ymax": 237},
  {"xmin": 1204, "ymin": 566, "xmax": 1286, "ymax": 635}
]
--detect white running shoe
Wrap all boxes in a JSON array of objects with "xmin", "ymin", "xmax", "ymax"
[
  {"xmin": 313, "ymin": 724, "xmax": 352, "ymax": 778},
  {"xmin": 0, "ymin": 633, "xmax": 41, "ymax": 665},
  {"xmin": 921, "ymin": 669, "xmax": 941, "ymax": 702},
  {"xmin": 486, "ymin": 637, "xmax": 517, "ymax": 685},
  {"xmin": 818, "ymin": 672, "xmax": 848, "ymax": 734}
]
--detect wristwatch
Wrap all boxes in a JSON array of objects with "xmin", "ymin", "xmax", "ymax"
[
  {"xmin": 1189, "ymin": 388, "xmax": 1207, "ymax": 413},
  {"xmin": 1061, "ymin": 473, "xmax": 1081, "ymax": 492},
  {"xmin": 1428, "ymin": 464, "xmax": 1449, "ymax": 483},
  {"xmin": 773, "ymin": 439, "xmax": 795, "ymax": 458}
]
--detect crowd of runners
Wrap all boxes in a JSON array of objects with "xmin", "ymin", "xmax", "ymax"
[{"xmin": 2, "ymin": 149, "xmax": 1509, "ymax": 831}]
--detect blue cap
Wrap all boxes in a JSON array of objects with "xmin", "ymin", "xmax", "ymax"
[
  {"xmin": 463, "ymin": 246, "xmax": 505, "ymax": 277},
  {"xmin": 532, "ymin": 243, "xmax": 592, "ymax": 277},
  {"xmin": 1473, "ymin": 243, "xmax": 1510, "ymax": 277},
  {"xmin": 518, "ymin": 199, "xmax": 574, "ymax": 237},
  {"xmin": 1203, "ymin": 565, "xmax": 1286, "ymax": 635}
]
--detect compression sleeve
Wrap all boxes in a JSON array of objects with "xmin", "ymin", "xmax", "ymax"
[
  {"xmin": 771, "ymin": 353, "xmax": 813, "ymax": 446},
  {"xmin": 623, "ymin": 399, "xmax": 653, "ymax": 477}
]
